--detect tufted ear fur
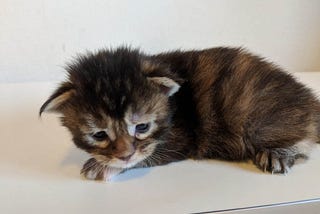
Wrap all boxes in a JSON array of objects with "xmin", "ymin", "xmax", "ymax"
[
  {"xmin": 39, "ymin": 82, "xmax": 75, "ymax": 116},
  {"xmin": 148, "ymin": 77, "xmax": 181, "ymax": 97}
]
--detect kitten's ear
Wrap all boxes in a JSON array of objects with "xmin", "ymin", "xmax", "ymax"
[
  {"xmin": 148, "ymin": 77, "xmax": 181, "ymax": 96},
  {"xmin": 39, "ymin": 82, "xmax": 75, "ymax": 116}
]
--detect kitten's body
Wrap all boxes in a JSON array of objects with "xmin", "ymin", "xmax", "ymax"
[{"xmin": 40, "ymin": 47, "xmax": 320, "ymax": 181}]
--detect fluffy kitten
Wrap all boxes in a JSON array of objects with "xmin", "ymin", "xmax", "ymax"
[{"xmin": 40, "ymin": 47, "xmax": 320, "ymax": 181}]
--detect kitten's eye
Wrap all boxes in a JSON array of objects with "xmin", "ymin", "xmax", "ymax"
[
  {"xmin": 135, "ymin": 123, "xmax": 150, "ymax": 134},
  {"xmin": 92, "ymin": 131, "xmax": 108, "ymax": 141}
]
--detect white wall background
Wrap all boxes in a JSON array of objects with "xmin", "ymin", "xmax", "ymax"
[{"xmin": 1, "ymin": 0, "xmax": 320, "ymax": 83}]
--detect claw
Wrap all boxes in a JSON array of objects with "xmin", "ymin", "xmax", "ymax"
[{"xmin": 254, "ymin": 149, "xmax": 296, "ymax": 175}]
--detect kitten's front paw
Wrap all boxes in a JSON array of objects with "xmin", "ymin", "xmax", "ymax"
[{"xmin": 81, "ymin": 158, "xmax": 123, "ymax": 182}]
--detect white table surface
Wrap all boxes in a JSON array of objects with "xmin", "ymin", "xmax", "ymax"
[{"xmin": 1, "ymin": 72, "xmax": 320, "ymax": 214}]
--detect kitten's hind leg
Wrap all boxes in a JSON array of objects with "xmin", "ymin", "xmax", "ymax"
[
  {"xmin": 255, "ymin": 149, "xmax": 303, "ymax": 174},
  {"xmin": 253, "ymin": 139, "xmax": 314, "ymax": 174}
]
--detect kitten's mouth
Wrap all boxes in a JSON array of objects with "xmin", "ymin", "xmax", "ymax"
[
  {"xmin": 118, "ymin": 154, "xmax": 142, "ymax": 168},
  {"xmin": 93, "ymin": 154, "xmax": 133, "ymax": 168},
  {"xmin": 116, "ymin": 152, "xmax": 135, "ymax": 162},
  {"xmin": 93, "ymin": 145, "xmax": 154, "ymax": 169}
]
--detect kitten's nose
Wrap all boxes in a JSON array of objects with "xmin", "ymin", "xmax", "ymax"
[
  {"xmin": 117, "ymin": 153, "xmax": 134, "ymax": 161},
  {"xmin": 114, "ymin": 135, "xmax": 135, "ymax": 161}
]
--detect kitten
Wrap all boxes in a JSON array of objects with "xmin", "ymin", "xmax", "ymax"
[{"xmin": 40, "ymin": 47, "xmax": 320, "ymax": 181}]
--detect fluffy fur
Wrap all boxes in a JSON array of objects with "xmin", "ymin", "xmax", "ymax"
[{"xmin": 40, "ymin": 47, "xmax": 320, "ymax": 181}]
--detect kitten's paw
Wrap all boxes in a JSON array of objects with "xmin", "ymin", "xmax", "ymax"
[
  {"xmin": 81, "ymin": 158, "xmax": 123, "ymax": 182},
  {"xmin": 254, "ymin": 149, "xmax": 305, "ymax": 174}
]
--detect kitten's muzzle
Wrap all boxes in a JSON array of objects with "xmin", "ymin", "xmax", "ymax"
[{"xmin": 113, "ymin": 135, "xmax": 136, "ymax": 161}]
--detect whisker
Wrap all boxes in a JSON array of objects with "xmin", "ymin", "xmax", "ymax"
[
  {"xmin": 156, "ymin": 147, "xmax": 187, "ymax": 158},
  {"xmin": 81, "ymin": 159, "xmax": 98, "ymax": 174}
]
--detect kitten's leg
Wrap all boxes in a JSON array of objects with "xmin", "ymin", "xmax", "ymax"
[
  {"xmin": 81, "ymin": 158, "xmax": 123, "ymax": 181},
  {"xmin": 254, "ymin": 139, "xmax": 314, "ymax": 174}
]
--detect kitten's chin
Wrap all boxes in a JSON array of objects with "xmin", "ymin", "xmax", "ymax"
[
  {"xmin": 108, "ymin": 155, "xmax": 146, "ymax": 169},
  {"xmin": 93, "ymin": 153, "xmax": 147, "ymax": 169},
  {"xmin": 109, "ymin": 161, "xmax": 139, "ymax": 169}
]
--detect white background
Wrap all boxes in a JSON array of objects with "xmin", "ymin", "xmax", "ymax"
[{"xmin": 1, "ymin": 0, "xmax": 320, "ymax": 83}]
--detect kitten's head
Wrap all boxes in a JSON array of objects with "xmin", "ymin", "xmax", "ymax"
[{"xmin": 40, "ymin": 47, "xmax": 181, "ymax": 169}]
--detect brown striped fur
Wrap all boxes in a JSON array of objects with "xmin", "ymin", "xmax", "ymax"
[{"xmin": 40, "ymin": 47, "xmax": 320, "ymax": 180}]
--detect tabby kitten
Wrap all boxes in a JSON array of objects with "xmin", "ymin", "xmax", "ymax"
[{"xmin": 40, "ymin": 47, "xmax": 320, "ymax": 181}]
